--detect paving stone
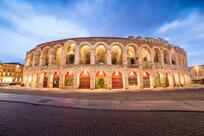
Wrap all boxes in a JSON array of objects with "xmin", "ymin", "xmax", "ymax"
[{"xmin": 0, "ymin": 102, "xmax": 204, "ymax": 136}]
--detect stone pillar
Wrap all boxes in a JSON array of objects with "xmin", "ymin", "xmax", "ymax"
[
  {"xmin": 75, "ymin": 46, "xmax": 79, "ymax": 65},
  {"xmin": 107, "ymin": 48, "xmax": 111, "ymax": 65},
  {"xmin": 59, "ymin": 72, "xmax": 64, "ymax": 88},
  {"xmin": 169, "ymin": 54, "xmax": 172, "ymax": 65},
  {"xmin": 39, "ymin": 73, "xmax": 43, "ymax": 88},
  {"xmin": 48, "ymin": 72, "xmax": 53, "ymax": 88},
  {"xmin": 138, "ymin": 50, "xmax": 142, "ymax": 68},
  {"xmin": 48, "ymin": 49, "xmax": 53, "ymax": 66},
  {"xmin": 150, "ymin": 73, "xmax": 154, "ymax": 88},
  {"xmin": 39, "ymin": 53, "xmax": 43, "ymax": 66},
  {"xmin": 124, "ymin": 70, "xmax": 128, "ymax": 90},
  {"xmin": 161, "ymin": 52, "xmax": 164, "ymax": 67},
  {"xmin": 90, "ymin": 69, "xmax": 95, "ymax": 89},
  {"xmin": 138, "ymin": 71, "xmax": 144, "ymax": 89},
  {"xmin": 60, "ymin": 49, "xmax": 65, "ymax": 66},
  {"xmin": 123, "ymin": 46, "xmax": 127, "ymax": 66},
  {"xmin": 74, "ymin": 70, "xmax": 78, "ymax": 89},
  {"xmin": 107, "ymin": 70, "xmax": 112, "ymax": 90},
  {"xmin": 90, "ymin": 48, "xmax": 95, "ymax": 65}
]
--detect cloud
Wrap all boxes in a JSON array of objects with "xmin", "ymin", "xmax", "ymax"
[
  {"xmin": 0, "ymin": 0, "xmax": 90, "ymax": 63},
  {"xmin": 156, "ymin": 11, "xmax": 204, "ymax": 66}
]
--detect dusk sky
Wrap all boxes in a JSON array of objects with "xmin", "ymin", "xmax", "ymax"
[{"xmin": 0, "ymin": 0, "xmax": 204, "ymax": 66}]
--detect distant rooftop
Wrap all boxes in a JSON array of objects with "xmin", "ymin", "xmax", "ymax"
[{"xmin": 1, "ymin": 62, "xmax": 24, "ymax": 66}]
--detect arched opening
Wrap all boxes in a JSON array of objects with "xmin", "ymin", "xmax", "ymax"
[
  {"xmin": 111, "ymin": 45, "xmax": 122, "ymax": 65},
  {"xmin": 141, "ymin": 47, "xmax": 151, "ymax": 62},
  {"xmin": 66, "ymin": 43, "xmax": 75, "ymax": 65},
  {"xmin": 164, "ymin": 73, "xmax": 170, "ymax": 87},
  {"xmin": 42, "ymin": 48, "xmax": 49, "ymax": 66},
  {"xmin": 127, "ymin": 46, "xmax": 138, "ymax": 65},
  {"xmin": 155, "ymin": 72, "xmax": 162, "ymax": 87},
  {"xmin": 34, "ymin": 50, "xmax": 41, "ymax": 66},
  {"xmin": 80, "ymin": 45, "xmax": 90, "ymax": 64},
  {"xmin": 143, "ymin": 72, "xmax": 150, "ymax": 88},
  {"xmin": 128, "ymin": 71, "xmax": 138, "ymax": 86},
  {"xmin": 95, "ymin": 45, "xmax": 107, "ymax": 65},
  {"xmin": 163, "ymin": 50, "xmax": 170, "ymax": 64},
  {"xmin": 53, "ymin": 47, "xmax": 62, "ymax": 65},
  {"xmin": 153, "ymin": 48, "xmax": 161, "ymax": 63},
  {"xmin": 64, "ymin": 72, "xmax": 74, "ymax": 87},
  {"xmin": 95, "ymin": 71, "xmax": 107, "ymax": 89},
  {"xmin": 79, "ymin": 71, "xmax": 90, "ymax": 89},
  {"xmin": 172, "ymin": 56, "xmax": 177, "ymax": 65},
  {"xmin": 43, "ymin": 73, "xmax": 48, "ymax": 87},
  {"xmin": 53, "ymin": 72, "xmax": 60, "ymax": 88},
  {"xmin": 112, "ymin": 71, "xmax": 123, "ymax": 89}
]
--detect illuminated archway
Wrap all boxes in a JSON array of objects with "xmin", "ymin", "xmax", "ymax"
[
  {"xmin": 80, "ymin": 45, "xmax": 90, "ymax": 64},
  {"xmin": 141, "ymin": 47, "xmax": 151, "ymax": 62},
  {"xmin": 163, "ymin": 50, "xmax": 170, "ymax": 64},
  {"xmin": 153, "ymin": 48, "xmax": 161, "ymax": 63},
  {"xmin": 64, "ymin": 72, "xmax": 74, "ymax": 86},
  {"xmin": 128, "ymin": 71, "xmax": 138, "ymax": 86},
  {"xmin": 34, "ymin": 50, "xmax": 41, "ymax": 66},
  {"xmin": 53, "ymin": 47, "xmax": 62, "ymax": 65},
  {"xmin": 66, "ymin": 43, "xmax": 75, "ymax": 65},
  {"xmin": 112, "ymin": 71, "xmax": 123, "ymax": 89},
  {"xmin": 53, "ymin": 72, "xmax": 60, "ymax": 88},
  {"xmin": 155, "ymin": 72, "xmax": 162, "ymax": 87},
  {"xmin": 43, "ymin": 73, "xmax": 48, "ymax": 87},
  {"xmin": 79, "ymin": 71, "xmax": 90, "ymax": 89},
  {"xmin": 42, "ymin": 48, "xmax": 49, "ymax": 66},
  {"xmin": 111, "ymin": 45, "xmax": 122, "ymax": 65},
  {"xmin": 143, "ymin": 72, "xmax": 150, "ymax": 88},
  {"xmin": 95, "ymin": 71, "xmax": 107, "ymax": 89},
  {"xmin": 95, "ymin": 45, "xmax": 107, "ymax": 65},
  {"xmin": 127, "ymin": 46, "xmax": 138, "ymax": 65}
]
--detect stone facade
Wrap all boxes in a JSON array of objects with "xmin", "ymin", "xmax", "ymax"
[{"xmin": 23, "ymin": 36, "xmax": 191, "ymax": 90}]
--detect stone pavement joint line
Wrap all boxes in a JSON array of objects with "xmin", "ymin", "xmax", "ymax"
[{"xmin": 0, "ymin": 93, "xmax": 204, "ymax": 111}]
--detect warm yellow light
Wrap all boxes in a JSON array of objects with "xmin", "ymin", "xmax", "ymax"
[
  {"xmin": 84, "ymin": 70, "xmax": 88, "ymax": 75},
  {"xmin": 115, "ymin": 71, "xmax": 119, "ymax": 76},
  {"xmin": 130, "ymin": 71, "xmax": 134, "ymax": 76},
  {"xmin": 99, "ymin": 71, "xmax": 103, "ymax": 76}
]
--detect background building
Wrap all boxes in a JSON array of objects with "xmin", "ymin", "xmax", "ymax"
[
  {"xmin": 23, "ymin": 36, "xmax": 191, "ymax": 90},
  {"xmin": 190, "ymin": 65, "xmax": 204, "ymax": 84},
  {"xmin": 0, "ymin": 63, "xmax": 23, "ymax": 85}
]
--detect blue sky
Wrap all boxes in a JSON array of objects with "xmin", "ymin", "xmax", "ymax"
[{"xmin": 0, "ymin": 0, "xmax": 204, "ymax": 66}]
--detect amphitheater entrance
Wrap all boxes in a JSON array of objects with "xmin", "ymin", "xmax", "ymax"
[
  {"xmin": 64, "ymin": 72, "xmax": 74, "ymax": 87},
  {"xmin": 143, "ymin": 72, "xmax": 150, "ymax": 88},
  {"xmin": 95, "ymin": 71, "xmax": 107, "ymax": 89},
  {"xmin": 43, "ymin": 73, "xmax": 48, "ymax": 87},
  {"xmin": 155, "ymin": 72, "xmax": 162, "ymax": 87},
  {"xmin": 128, "ymin": 71, "xmax": 138, "ymax": 86},
  {"xmin": 53, "ymin": 72, "xmax": 60, "ymax": 88},
  {"xmin": 112, "ymin": 71, "xmax": 123, "ymax": 89},
  {"xmin": 79, "ymin": 71, "xmax": 90, "ymax": 89},
  {"xmin": 164, "ymin": 73, "xmax": 170, "ymax": 87}
]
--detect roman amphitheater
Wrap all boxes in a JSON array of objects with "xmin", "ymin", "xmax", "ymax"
[{"xmin": 23, "ymin": 36, "xmax": 191, "ymax": 90}]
